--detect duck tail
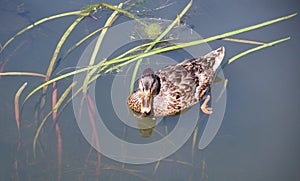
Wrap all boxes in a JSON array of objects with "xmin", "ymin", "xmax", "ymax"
[{"xmin": 211, "ymin": 47, "xmax": 225, "ymax": 71}]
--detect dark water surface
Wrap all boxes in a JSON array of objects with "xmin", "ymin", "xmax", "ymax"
[{"xmin": 0, "ymin": 0, "xmax": 300, "ymax": 180}]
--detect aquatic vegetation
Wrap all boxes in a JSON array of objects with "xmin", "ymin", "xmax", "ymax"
[
  {"xmin": 144, "ymin": 23, "xmax": 162, "ymax": 39},
  {"xmin": 0, "ymin": 0, "xmax": 296, "ymax": 179}
]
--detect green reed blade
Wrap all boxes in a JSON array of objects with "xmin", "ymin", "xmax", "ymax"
[
  {"xmin": 53, "ymin": 82, "xmax": 77, "ymax": 111},
  {"xmin": 82, "ymin": 3, "xmax": 123, "ymax": 95},
  {"xmin": 0, "ymin": 72, "xmax": 47, "ymax": 78},
  {"xmin": 104, "ymin": 13, "xmax": 296, "ymax": 73},
  {"xmin": 0, "ymin": 11, "xmax": 82, "ymax": 54},
  {"xmin": 37, "ymin": 16, "xmax": 85, "ymax": 112},
  {"xmin": 24, "ymin": 61, "xmax": 104, "ymax": 104},
  {"xmin": 45, "ymin": 16, "xmax": 85, "ymax": 80},
  {"xmin": 60, "ymin": 26, "xmax": 109, "ymax": 61},
  {"xmin": 227, "ymin": 37, "xmax": 290, "ymax": 65},
  {"xmin": 98, "ymin": 2, "xmax": 146, "ymax": 26},
  {"xmin": 24, "ymin": 13, "xmax": 296, "ymax": 104},
  {"xmin": 129, "ymin": 0, "xmax": 193, "ymax": 93}
]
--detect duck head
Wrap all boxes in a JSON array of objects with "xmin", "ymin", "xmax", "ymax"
[{"xmin": 138, "ymin": 68, "xmax": 160, "ymax": 116}]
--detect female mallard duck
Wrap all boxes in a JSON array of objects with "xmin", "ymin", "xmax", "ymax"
[{"xmin": 128, "ymin": 47, "xmax": 225, "ymax": 117}]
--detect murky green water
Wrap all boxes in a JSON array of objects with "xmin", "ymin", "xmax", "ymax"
[{"xmin": 0, "ymin": 0, "xmax": 299, "ymax": 180}]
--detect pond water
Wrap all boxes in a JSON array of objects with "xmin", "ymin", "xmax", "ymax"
[{"xmin": 0, "ymin": 0, "xmax": 299, "ymax": 180}]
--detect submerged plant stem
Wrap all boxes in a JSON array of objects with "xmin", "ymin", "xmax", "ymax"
[{"xmin": 33, "ymin": 82, "xmax": 76, "ymax": 159}]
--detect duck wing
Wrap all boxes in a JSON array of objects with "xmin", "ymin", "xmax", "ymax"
[
  {"xmin": 153, "ymin": 47, "xmax": 225, "ymax": 116},
  {"xmin": 153, "ymin": 64, "xmax": 200, "ymax": 116}
]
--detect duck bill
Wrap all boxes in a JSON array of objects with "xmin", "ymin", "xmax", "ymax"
[{"xmin": 141, "ymin": 90, "xmax": 152, "ymax": 116}]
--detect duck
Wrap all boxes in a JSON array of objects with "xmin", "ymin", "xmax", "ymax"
[{"xmin": 127, "ymin": 47, "xmax": 225, "ymax": 117}]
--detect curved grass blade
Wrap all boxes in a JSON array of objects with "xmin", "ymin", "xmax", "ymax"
[
  {"xmin": 39, "ymin": 16, "xmax": 85, "ymax": 112},
  {"xmin": 45, "ymin": 16, "xmax": 85, "ymax": 80},
  {"xmin": 198, "ymin": 38, "xmax": 290, "ymax": 150},
  {"xmin": 105, "ymin": 13, "xmax": 296, "ymax": 73},
  {"xmin": 98, "ymin": 2, "xmax": 146, "ymax": 26},
  {"xmin": 0, "ymin": 3, "xmax": 128, "ymax": 54},
  {"xmin": 15, "ymin": 82, "xmax": 28, "ymax": 133},
  {"xmin": 14, "ymin": 82, "xmax": 27, "ymax": 150},
  {"xmin": 227, "ymin": 37, "xmax": 290, "ymax": 65},
  {"xmin": 43, "ymin": 13, "xmax": 296, "ymax": 88},
  {"xmin": 24, "ymin": 61, "xmax": 104, "ymax": 104},
  {"xmin": 24, "ymin": 13, "xmax": 296, "ymax": 104},
  {"xmin": 129, "ymin": 0, "xmax": 193, "ymax": 93},
  {"xmin": 53, "ymin": 82, "xmax": 77, "ymax": 112},
  {"xmin": 111, "ymin": 39, "xmax": 173, "ymax": 63},
  {"xmin": 0, "ymin": 72, "xmax": 47, "ymax": 78},
  {"xmin": 222, "ymin": 38, "xmax": 264, "ymax": 45},
  {"xmin": 0, "ymin": 11, "xmax": 82, "ymax": 54},
  {"xmin": 58, "ymin": 26, "xmax": 110, "ymax": 64},
  {"xmin": 56, "ymin": 22, "xmax": 162, "ymax": 74},
  {"xmin": 56, "ymin": 69, "xmax": 106, "ymax": 118},
  {"xmin": 93, "ymin": 39, "xmax": 174, "ymax": 76},
  {"xmin": 83, "ymin": 3, "xmax": 123, "ymax": 95},
  {"xmin": 82, "ymin": 2, "xmax": 145, "ymax": 26},
  {"xmin": 100, "ymin": 39, "xmax": 173, "ymax": 67},
  {"xmin": 191, "ymin": 126, "xmax": 198, "ymax": 161}
]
